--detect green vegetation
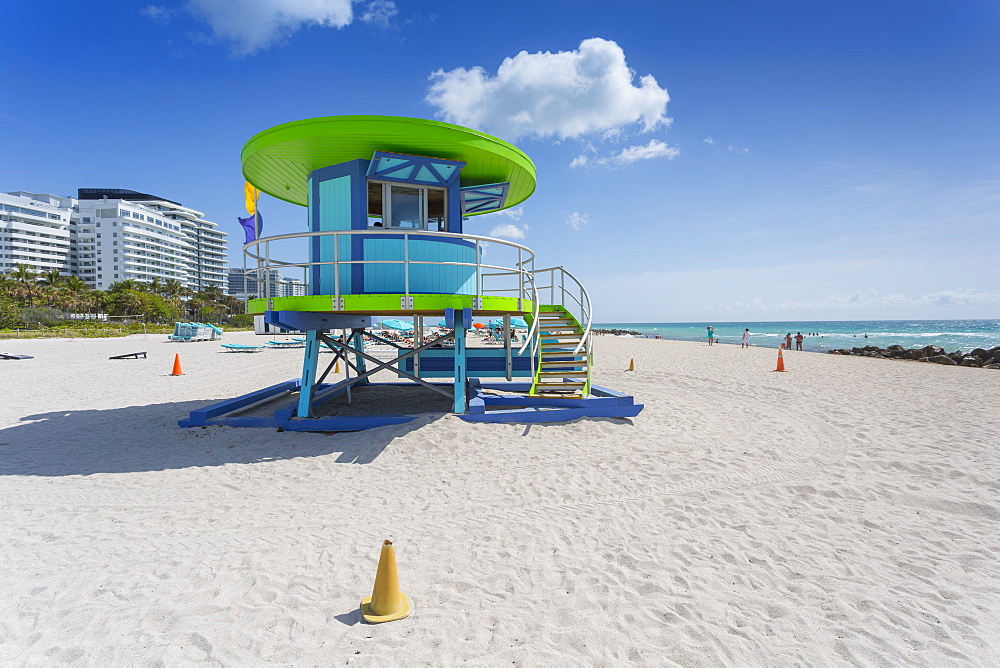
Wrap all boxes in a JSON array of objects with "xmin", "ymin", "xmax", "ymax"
[{"xmin": 0, "ymin": 263, "xmax": 250, "ymax": 337}]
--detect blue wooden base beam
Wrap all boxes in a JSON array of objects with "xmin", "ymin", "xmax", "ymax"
[
  {"xmin": 178, "ymin": 379, "xmax": 301, "ymax": 427},
  {"xmin": 179, "ymin": 378, "xmax": 643, "ymax": 431}
]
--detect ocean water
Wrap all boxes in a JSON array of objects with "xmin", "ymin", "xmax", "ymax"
[{"xmin": 594, "ymin": 320, "xmax": 1000, "ymax": 353}]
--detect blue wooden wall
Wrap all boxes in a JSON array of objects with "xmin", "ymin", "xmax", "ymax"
[{"xmin": 309, "ymin": 159, "xmax": 472, "ymax": 297}]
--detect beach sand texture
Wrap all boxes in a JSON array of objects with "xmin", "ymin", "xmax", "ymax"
[{"xmin": 1, "ymin": 333, "xmax": 999, "ymax": 664}]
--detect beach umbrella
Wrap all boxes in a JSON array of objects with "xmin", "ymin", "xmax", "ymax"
[
  {"xmin": 472, "ymin": 322, "xmax": 485, "ymax": 329},
  {"xmin": 437, "ymin": 319, "xmax": 448, "ymax": 327},
  {"xmin": 381, "ymin": 319, "xmax": 413, "ymax": 331},
  {"xmin": 490, "ymin": 318, "xmax": 528, "ymax": 328}
]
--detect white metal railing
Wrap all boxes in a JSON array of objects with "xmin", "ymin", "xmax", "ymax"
[
  {"xmin": 242, "ymin": 228, "xmax": 537, "ymax": 314},
  {"xmin": 531, "ymin": 266, "xmax": 594, "ymax": 356},
  {"xmin": 240, "ymin": 231, "xmax": 594, "ymax": 380}
]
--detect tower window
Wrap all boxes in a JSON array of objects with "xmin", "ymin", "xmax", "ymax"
[{"xmin": 367, "ymin": 181, "xmax": 446, "ymax": 231}]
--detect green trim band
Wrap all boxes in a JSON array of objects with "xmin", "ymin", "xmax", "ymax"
[{"xmin": 247, "ymin": 293, "xmax": 533, "ymax": 315}]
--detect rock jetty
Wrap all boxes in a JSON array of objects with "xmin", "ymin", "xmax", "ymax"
[
  {"xmin": 828, "ymin": 345, "xmax": 1000, "ymax": 369},
  {"xmin": 593, "ymin": 328, "xmax": 642, "ymax": 336}
]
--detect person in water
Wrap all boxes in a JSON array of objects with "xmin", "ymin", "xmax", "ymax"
[
  {"xmin": 784, "ymin": 333, "xmax": 792, "ymax": 349},
  {"xmin": 795, "ymin": 332, "xmax": 804, "ymax": 351},
  {"xmin": 742, "ymin": 328, "xmax": 751, "ymax": 349},
  {"xmin": 706, "ymin": 326, "xmax": 715, "ymax": 346}
]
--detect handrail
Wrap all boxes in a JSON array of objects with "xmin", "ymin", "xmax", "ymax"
[
  {"xmin": 532, "ymin": 265, "xmax": 593, "ymax": 356},
  {"xmin": 242, "ymin": 228, "xmax": 537, "ymax": 312}
]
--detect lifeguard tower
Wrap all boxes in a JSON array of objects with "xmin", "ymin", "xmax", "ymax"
[{"xmin": 180, "ymin": 116, "xmax": 642, "ymax": 430}]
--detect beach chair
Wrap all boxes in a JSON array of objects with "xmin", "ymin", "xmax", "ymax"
[
  {"xmin": 268, "ymin": 340, "xmax": 305, "ymax": 349},
  {"xmin": 221, "ymin": 344, "xmax": 267, "ymax": 353},
  {"xmin": 1, "ymin": 353, "xmax": 34, "ymax": 360},
  {"xmin": 109, "ymin": 352, "xmax": 147, "ymax": 359}
]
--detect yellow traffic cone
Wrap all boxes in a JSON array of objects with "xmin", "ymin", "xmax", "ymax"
[
  {"xmin": 361, "ymin": 540, "xmax": 410, "ymax": 623},
  {"xmin": 334, "ymin": 360, "xmax": 341, "ymax": 374},
  {"xmin": 627, "ymin": 358, "xmax": 635, "ymax": 371}
]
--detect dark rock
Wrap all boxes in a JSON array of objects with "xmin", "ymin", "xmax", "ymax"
[
  {"xmin": 921, "ymin": 345, "xmax": 945, "ymax": 357},
  {"xmin": 985, "ymin": 364, "xmax": 1000, "ymax": 370},
  {"xmin": 907, "ymin": 349, "xmax": 926, "ymax": 360},
  {"xmin": 926, "ymin": 355, "xmax": 957, "ymax": 365},
  {"xmin": 970, "ymin": 348, "xmax": 990, "ymax": 359},
  {"xmin": 960, "ymin": 357, "xmax": 982, "ymax": 367}
]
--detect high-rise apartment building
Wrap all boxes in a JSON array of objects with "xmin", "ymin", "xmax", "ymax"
[
  {"xmin": 227, "ymin": 267, "xmax": 306, "ymax": 300},
  {"xmin": 3, "ymin": 187, "xmax": 228, "ymax": 291},
  {"xmin": 76, "ymin": 189, "xmax": 228, "ymax": 291},
  {"xmin": 0, "ymin": 191, "xmax": 74, "ymax": 274}
]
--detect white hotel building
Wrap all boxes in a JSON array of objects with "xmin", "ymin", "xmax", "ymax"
[
  {"xmin": 0, "ymin": 191, "xmax": 74, "ymax": 274},
  {"xmin": 74, "ymin": 189, "xmax": 228, "ymax": 291},
  {"xmin": 2, "ymin": 188, "xmax": 228, "ymax": 292}
]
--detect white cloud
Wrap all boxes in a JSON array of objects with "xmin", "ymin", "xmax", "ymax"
[
  {"xmin": 142, "ymin": 5, "xmax": 175, "ymax": 23},
  {"xmin": 571, "ymin": 139, "xmax": 678, "ymax": 168},
  {"xmin": 727, "ymin": 145, "xmax": 750, "ymax": 154},
  {"xmin": 185, "ymin": 0, "xmax": 354, "ymax": 56},
  {"xmin": 702, "ymin": 136, "xmax": 715, "ymax": 145},
  {"xmin": 609, "ymin": 139, "xmax": 679, "ymax": 164},
  {"xmin": 566, "ymin": 212, "xmax": 588, "ymax": 231},
  {"xmin": 489, "ymin": 205, "xmax": 524, "ymax": 221},
  {"xmin": 426, "ymin": 38, "xmax": 670, "ymax": 140},
  {"xmin": 359, "ymin": 0, "xmax": 396, "ymax": 26},
  {"xmin": 489, "ymin": 223, "xmax": 525, "ymax": 240}
]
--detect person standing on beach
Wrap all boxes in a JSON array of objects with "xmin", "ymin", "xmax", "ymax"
[
  {"xmin": 795, "ymin": 332, "xmax": 804, "ymax": 351},
  {"xmin": 742, "ymin": 328, "xmax": 751, "ymax": 348},
  {"xmin": 707, "ymin": 326, "xmax": 715, "ymax": 346},
  {"xmin": 784, "ymin": 333, "xmax": 792, "ymax": 350}
]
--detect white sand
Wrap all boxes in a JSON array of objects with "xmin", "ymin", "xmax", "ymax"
[{"xmin": 1, "ymin": 332, "xmax": 999, "ymax": 664}]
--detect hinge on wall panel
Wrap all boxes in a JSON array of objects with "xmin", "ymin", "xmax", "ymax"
[
  {"xmin": 332, "ymin": 297, "xmax": 344, "ymax": 310},
  {"xmin": 400, "ymin": 295, "xmax": 414, "ymax": 309},
  {"xmin": 472, "ymin": 296, "xmax": 482, "ymax": 309}
]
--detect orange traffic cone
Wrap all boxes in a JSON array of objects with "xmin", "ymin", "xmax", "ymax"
[
  {"xmin": 775, "ymin": 348, "xmax": 787, "ymax": 372},
  {"xmin": 361, "ymin": 540, "xmax": 411, "ymax": 623},
  {"xmin": 170, "ymin": 353, "xmax": 184, "ymax": 376}
]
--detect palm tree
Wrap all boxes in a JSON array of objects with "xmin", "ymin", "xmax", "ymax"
[
  {"xmin": 64, "ymin": 276, "xmax": 91, "ymax": 314},
  {"xmin": 108, "ymin": 279, "xmax": 140, "ymax": 293},
  {"xmin": 147, "ymin": 276, "xmax": 164, "ymax": 296},
  {"xmin": 162, "ymin": 278, "xmax": 185, "ymax": 300},
  {"xmin": 9, "ymin": 263, "xmax": 38, "ymax": 307},
  {"xmin": 37, "ymin": 269, "xmax": 65, "ymax": 288},
  {"xmin": 37, "ymin": 270, "xmax": 69, "ymax": 309}
]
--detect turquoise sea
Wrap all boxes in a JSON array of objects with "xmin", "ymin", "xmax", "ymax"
[{"xmin": 594, "ymin": 320, "xmax": 1000, "ymax": 353}]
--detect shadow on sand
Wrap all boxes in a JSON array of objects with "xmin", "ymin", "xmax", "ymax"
[{"xmin": 0, "ymin": 399, "xmax": 446, "ymax": 477}]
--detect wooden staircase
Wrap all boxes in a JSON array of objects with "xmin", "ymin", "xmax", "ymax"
[{"xmin": 529, "ymin": 307, "xmax": 592, "ymax": 398}]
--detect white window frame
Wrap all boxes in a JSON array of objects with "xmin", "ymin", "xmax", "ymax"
[{"xmin": 367, "ymin": 180, "xmax": 447, "ymax": 231}]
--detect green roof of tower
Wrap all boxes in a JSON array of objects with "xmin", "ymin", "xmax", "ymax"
[{"xmin": 241, "ymin": 115, "xmax": 536, "ymax": 213}]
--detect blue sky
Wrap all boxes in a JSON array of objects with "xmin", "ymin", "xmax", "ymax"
[{"xmin": 2, "ymin": 0, "xmax": 998, "ymax": 321}]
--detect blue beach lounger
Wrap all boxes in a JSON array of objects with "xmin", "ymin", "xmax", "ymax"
[
  {"xmin": 267, "ymin": 340, "xmax": 305, "ymax": 348},
  {"xmin": 221, "ymin": 344, "xmax": 267, "ymax": 353}
]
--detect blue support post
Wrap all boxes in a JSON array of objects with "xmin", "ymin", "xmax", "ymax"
[
  {"xmin": 450, "ymin": 307, "xmax": 471, "ymax": 413},
  {"xmin": 297, "ymin": 330, "xmax": 322, "ymax": 418},
  {"xmin": 351, "ymin": 329, "xmax": 369, "ymax": 385}
]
